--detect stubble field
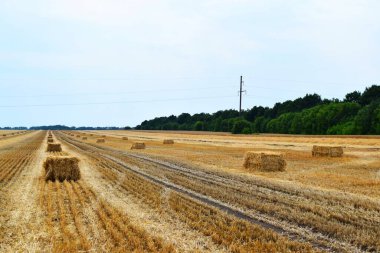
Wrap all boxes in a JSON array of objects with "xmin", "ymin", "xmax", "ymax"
[{"xmin": 0, "ymin": 130, "xmax": 379, "ymax": 252}]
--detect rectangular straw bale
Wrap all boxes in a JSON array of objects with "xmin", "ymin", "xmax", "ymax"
[
  {"xmin": 312, "ymin": 145, "xmax": 343, "ymax": 157},
  {"xmin": 47, "ymin": 138, "xmax": 54, "ymax": 143},
  {"xmin": 82, "ymin": 137, "xmax": 87, "ymax": 140},
  {"xmin": 163, "ymin": 139, "xmax": 174, "ymax": 144},
  {"xmin": 44, "ymin": 156, "xmax": 80, "ymax": 181},
  {"xmin": 47, "ymin": 143, "xmax": 62, "ymax": 152},
  {"xmin": 131, "ymin": 142, "xmax": 146, "ymax": 150},
  {"xmin": 122, "ymin": 137, "xmax": 128, "ymax": 140},
  {"xmin": 243, "ymin": 151, "xmax": 286, "ymax": 172},
  {"xmin": 330, "ymin": 146, "xmax": 344, "ymax": 157},
  {"xmin": 97, "ymin": 138, "xmax": 105, "ymax": 143}
]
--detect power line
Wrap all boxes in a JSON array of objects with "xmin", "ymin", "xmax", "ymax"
[
  {"xmin": 0, "ymin": 95, "xmax": 237, "ymax": 108},
  {"xmin": 0, "ymin": 75, "xmax": 237, "ymax": 81},
  {"xmin": 0, "ymin": 85, "xmax": 236, "ymax": 98}
]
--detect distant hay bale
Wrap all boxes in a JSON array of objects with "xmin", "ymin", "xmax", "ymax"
[
  {"xmin": 2, "ymin": 134, "xmax": 6, "ymax": 137},
  {"xmin": 312, "ymin": 145, "xmax": 343, "ymax": 157},
  {"xmin": 243, "ymin": 151, "xmax": 286, "ymax": 172},
  {"xmin": 82, "ymin": 137, "xmax": 87, "ymax": 140},
  {"xmin": 76, "ymin": 135, "xmax": 81, "ymax": 138},
  {"xmin": 131, "ymin": 142, "xmax": 146, "ymax": 150},
  {"xmin": 44, "ymin": 156, "xmax": 80, "ymax": 182},
  {"xmin": 47, "ymin": 143, "xmax": 62, "ymax": 152},
  {"xmin": 163, "ymin": 139, "xmax": 174, "ymax": 144},
  {"xmin": 102, "ymin": 135, "xmax": 106, "ymax": 138},
  {"xmin": 90, "ymin": 134, "xmax": 94, "ymax": 136},
  {"xmin": 122, "ymin": 137, "xmax": 128, "ymax": 140},
  {"xmin": 47, "ymin": 138, "xmax": 54, "ymax": 143},
  {"xmin": 97, "ymin": 138, "xmax": 105, "ymax": 143}
]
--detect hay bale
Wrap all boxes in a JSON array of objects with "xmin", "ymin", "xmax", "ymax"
[
  {"xmin": 163, "ymin": 139, "xmax": 174, "ymax": 144},
  {"xmin": 330, "ymin": 147, "xmax": 344, "ymax": 157},
  {"xmin": 243, "ymin": 151, "xmax": 286, "ymax": 172},
  {"xmin": 102, "ymin": 135, "xmax": 106, "ymax": 138},
  {"xmin": 44, "ymin": 156, "xmax": 80, "ymax": 182},
  {"xmin": 97, "ymin": 138, "xmax": 105, "ymax": 143},
  {"xmin": 90, "ymin": 134, "xmax": 94, "ymax": 136},
  {"xmin": 122, "ymin": 137, "xmax": 128, "ymax": 140},
  {"xmin": 2, "ymin": 134, "xmax": 6, "ymax": 137},
  {"xmin": 312, "ymin": 145, "xmax": 343, "ymax": 157},
  {"xmin": 76, "ymin": 135, "xmax": 81, "ymax": 138},
  {"xmin": 82, "ymin": 137, "xmax": 87, "ymax": 140},
  {"xmin": 47, "ymin": 138, "xmax": 54, "ymax": 143},
  {"xmin": 47, "ymin": 143, "xmax": 62, "ymax": 152},
  {"xmin": 131, "ymin": 142, "xmax": 146, "ymax": 150}
]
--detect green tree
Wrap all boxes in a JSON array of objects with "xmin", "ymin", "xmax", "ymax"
[
  {"xmin": 231, "ymin": 119, "xmax": 252, "ymax": 134},
  {"xmin": 360, "ymin": 85, "xmax": 380, "ymax": 105},
  {"xmin": 193, "ymin": 121, "xmax": 204, "ymax": 131},
  {"xmin": 344, "ymin": 91, "xmax": 361, "ymax": 103}
]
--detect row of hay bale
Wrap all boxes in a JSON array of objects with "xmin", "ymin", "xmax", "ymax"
[
  {"xmin": 46, "ymin": 133, "xmax": 62, "ymax": 152},
  {"xmin": 44, "ymin": 135, "xmax": 80, "ymax": 182},
  {"xmin": 1, "ymin": 131, "xmax": 27, "ymax": 137},
  {"xmin": 243, "ymin": 145, "xmax": 344, "ymax": 172}
]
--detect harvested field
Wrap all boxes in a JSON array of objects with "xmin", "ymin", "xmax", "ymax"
[{"xmin": 1, "ymin": 129, "xmax": 380, "ymax": 252}]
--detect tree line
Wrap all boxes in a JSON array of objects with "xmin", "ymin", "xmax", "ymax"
[
  {"xmin": 134, "ymin": 85, "xmax": 380, "ymax": 135},
  {"xmin": 0, "ymin": 125, "xmax": 122, "ymax": 130}
]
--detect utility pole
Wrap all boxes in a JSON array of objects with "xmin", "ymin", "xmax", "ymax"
[{"xmin": 239, "ymin": 75, "xmax": 246, "ymax": 115}]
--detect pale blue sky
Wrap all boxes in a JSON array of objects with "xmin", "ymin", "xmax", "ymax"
[{"xmin": 0, "ymin": 0, "xmax": 379, "ymax": 127}]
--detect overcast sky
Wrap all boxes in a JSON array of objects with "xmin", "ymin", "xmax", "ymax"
[{"xmin": 0, "ymin": 0, "xmax": 379, "ymax": 127}]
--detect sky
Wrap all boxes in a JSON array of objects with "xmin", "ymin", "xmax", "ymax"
[{"xmin": 0, "ymin": 0, "xmax": 379, "ymax": 127}]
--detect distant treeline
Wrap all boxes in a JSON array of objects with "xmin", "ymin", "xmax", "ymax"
[
  {"xmin": 135, "ymin": 85, "xmax": 380, "ymax": 135},
  {"xmin": 0, "ymin": 127, "xmax": 28, "ymax": 130},
  {"xmin": 0, "ymin": 125, "xmax": 122, "ymax": 130},
  {"xmin": 29, "ymin": 125, "xmax": 122, "ymax": 130}
]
